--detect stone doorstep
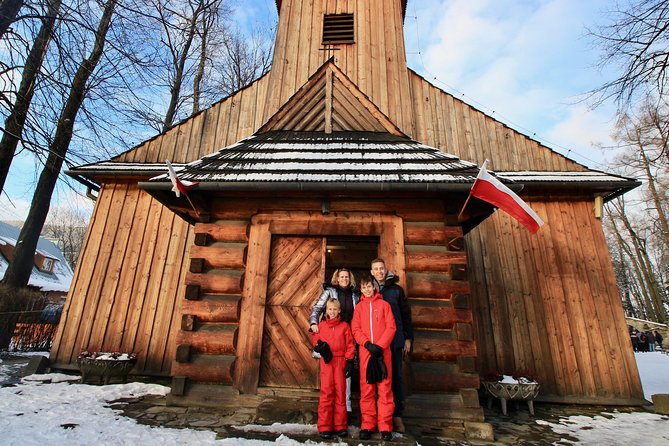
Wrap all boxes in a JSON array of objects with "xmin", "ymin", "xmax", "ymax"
[{"xmin": 222, "ymin": 426, "xmax": 417, "ymax": 445}]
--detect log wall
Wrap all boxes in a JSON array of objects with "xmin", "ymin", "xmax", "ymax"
[{"xmin": 171, "ymin": 199, "xmax": 478, "ymax": 400}]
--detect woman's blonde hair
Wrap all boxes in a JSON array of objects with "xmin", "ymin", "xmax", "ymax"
[{"xmin": 330, "ymin": 268, "xmax": 357, "ymax": 288}]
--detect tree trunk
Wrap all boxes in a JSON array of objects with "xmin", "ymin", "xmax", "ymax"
[
  {"xmin": 611, "ymin": 199, "xmax": 666, "ymax": 323},
  {"xmin": 1, "ymin": 0, "xmax": 116, "ymax": 297},
  {"xmin": 0, "ymin": 0, "xmax": 24, "ymax": 40},
  {"xmin": 638, "ymin": 141, "xmax": 669, "ymax": 251},
  {"xmin": 0, "ymin": 0, "xmax": 61, "ymax": 196},
  {"xmin": 192, "ymin": 13, "xmax": 209, "ymax": 115},
  {"xmin": 162, "ymin": 7, "xmax": 199, "ymax": 131}
]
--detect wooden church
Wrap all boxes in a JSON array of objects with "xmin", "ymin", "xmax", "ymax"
[{"xmin": 54, "ymin": 0, "xmax": 644, "ymax": 439}]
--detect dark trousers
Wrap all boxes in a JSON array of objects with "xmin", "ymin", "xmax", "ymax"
[{"xmin": 391, "ymin": 347, "xmax": 404, "ymax": 417}]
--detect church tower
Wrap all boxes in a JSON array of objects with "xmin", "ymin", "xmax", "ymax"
[{"xmin": 264, "ymin": 0, "xmax": 415, "ymax": 134}]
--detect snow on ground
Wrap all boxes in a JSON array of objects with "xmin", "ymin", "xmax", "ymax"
[{"xmin": 0, "ymin": 351, "xmax": 668, "ymax": 445}]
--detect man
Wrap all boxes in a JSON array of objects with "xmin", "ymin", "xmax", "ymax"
[{"xmin": 370, "ymin": 258, "xmax": 413, "ymax": 433}]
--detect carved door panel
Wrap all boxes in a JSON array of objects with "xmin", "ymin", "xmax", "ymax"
[{"xmin": 259, "ymin": 236, "xmax": 325, "ymax": 388}]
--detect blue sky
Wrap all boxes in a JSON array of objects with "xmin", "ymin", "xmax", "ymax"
[{"xmin": 0, "ymin": 0, "xmax": 623, "ymax": 221}]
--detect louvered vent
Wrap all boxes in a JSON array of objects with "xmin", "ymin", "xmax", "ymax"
[{"xmin": 322, "ymin": 14, "xmax": 354, "ymax": 44}]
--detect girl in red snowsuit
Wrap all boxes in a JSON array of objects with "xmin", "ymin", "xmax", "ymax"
[
  {"xmin": 312, "ymin": 298, "xmax": 355, "ymax": 438},
  {"xmin": 351, "ymin": 276, "xmax": 396, "ymax": 440}
]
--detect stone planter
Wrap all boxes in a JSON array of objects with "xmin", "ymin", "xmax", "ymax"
[
  {"xmin": 77, "ymin": 354, "xmax": 137, "ymax": 385},
  {"xmin": 481, "ymin": 380, "xmax": 540, "ymax": 415}
]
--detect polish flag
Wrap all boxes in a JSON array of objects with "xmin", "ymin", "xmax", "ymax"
[
  {"xmin": 470, "ymin": 160, "xmax": 545, "ymax": 233},
  {"xmin": 166, "ymin": 160, "xmax": 199, "ymax": 198}
]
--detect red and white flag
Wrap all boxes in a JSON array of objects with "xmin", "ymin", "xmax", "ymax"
[
  {"xmin": 470, "ymin": 160, "xmax": 544, "ymax": 233},
  {"xmin": 166, "ymin": 160, "xmax": 199, "ymax": 198}
]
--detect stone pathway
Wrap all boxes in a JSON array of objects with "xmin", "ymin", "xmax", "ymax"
[{"xmin": 111, "ymin": 392, "xmax": 655, "ymax": 445}]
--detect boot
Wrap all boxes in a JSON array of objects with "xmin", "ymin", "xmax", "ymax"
[{"xmin": 393, "ymin": 417, "xmax": 405, "ymax": 433}]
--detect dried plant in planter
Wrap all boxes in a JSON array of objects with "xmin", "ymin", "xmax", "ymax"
[{"xmin": 77, "ymin": 349, "xmax": 137, "ymax": 385}]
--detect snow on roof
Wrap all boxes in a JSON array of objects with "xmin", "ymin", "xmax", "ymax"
[
  {"xmin": 0, "ymin": 222, "xmax": 73, "ymax": 293},
  {"xmin": 149, "ymin": 131, "xmax": 481, "ymax": 184},
  {"xmin": 498, "ymin": 170, "xmax": 636, "ymax": 183},
  {"xmin": 70, "ymin": 162, "xmax": 170, "ymax": 172}
]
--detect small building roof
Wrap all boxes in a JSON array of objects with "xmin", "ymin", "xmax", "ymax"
[{"xmin": 0, "ymin": 221, "xmax": 74, "ymax": 293}]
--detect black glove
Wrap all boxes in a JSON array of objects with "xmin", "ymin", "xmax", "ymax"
[
  {"xmin": 364, "ymin": 341, "xmax": 383, "ymax": 358},
  {"xmin": 314, "ymin": 340, "xmax": 333, "ymax": 364},
  {"xmin": 345, "ymin": 359, "xmax": 354, "ymax": 378}
]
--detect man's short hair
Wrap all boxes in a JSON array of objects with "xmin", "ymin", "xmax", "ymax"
[{"xmin": 370, "ymin": 258, "xmax": 385, "ymax": 266}]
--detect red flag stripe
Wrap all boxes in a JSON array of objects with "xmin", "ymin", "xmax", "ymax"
[{"xmin": 470, "ymin": 163, "xmax": 544, "ymax": 234}]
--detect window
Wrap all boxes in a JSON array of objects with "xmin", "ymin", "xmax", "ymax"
[
  {"xmin": 322, "ymin": 13, "xmax": 354, "ymax": 45},
  {"xmin": 41, "ymin": 258, "xmax": 55, "ymax": 273}
]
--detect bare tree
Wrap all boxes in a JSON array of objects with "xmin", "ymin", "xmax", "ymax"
[
  {"xmin": 124, "ymin": 0, "xmax": 271, "ymax": 132},
  {"xmin": 604, "ymin": 98, "xmax": 669, "ymax": 323},
  {"xmin": 2, "ymin": 0, "xmax": 117, "ymax": 292},
  {"xmin": 0, "ymin": 0, "xmax": 61, "ymax": 196},
  {"xmin": 214, "ymin": 25, "xmax": 272, "ymax": 97},
  {"xmin": 589, "ymin": 0, "xmax": 669, "ymax": 110},
  {"xmin": 0, "ymin": 0, "xmax": 24, "ymax": 40},
  {"xmin": 43, "ymin": 206, "xmax": 88, "ymax": 268},
  {"xmin": 607, "ymin": 197, "xmax": 667, "ymax": 322}
]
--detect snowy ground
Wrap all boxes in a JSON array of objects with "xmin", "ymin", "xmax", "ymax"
[{"xmin": 0, "ymin": 352, "xmax": 668, "ymax": 445}]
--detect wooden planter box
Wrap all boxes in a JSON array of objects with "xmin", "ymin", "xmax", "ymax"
[
  {"xmin": 77, "ymin": 355, "xmax": 137, "ymax": 385},
  {"xmin": 481, "ymin": 380, "xmax": 540, "ymax": 415}
]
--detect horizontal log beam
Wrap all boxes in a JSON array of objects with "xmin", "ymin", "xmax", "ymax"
[
  {"xmin": 171, "ymin": 354, "xmax": 235, "ymax": 384},
  {"xmin": 185, "ymin": 270, "xmax": 243, "ymax": 294},
  {"xmin": 410, "ymin": 361, "xmax": 480, "ymax": 392},
  {"xmin": 411, "ymin": 299, "xmax": 472, "ymax": 329},
  {"xmin": 407, "ymin": 272, "xmax": 470, "ymax": 298},
  {"xmin": 189, "ymin": 244, "xmax": 247, "ymax": 269},
  {"xmin": 176, "ymin": 324, "xmax": 237, "ymax": 355},
  {"xmin": 180, "ymin": 296, "xmax": 241, "ymax": 323},
  {"xmin": 194, "ymin": 221, "xmax": 249, "ymax": 242},
  {"xmin": 405, "ymin": 248, "xmax": 467, "ymax": 272},
  {"xmin": 412, "ymin": 329, "xmax": 477, "ymax": 361}
]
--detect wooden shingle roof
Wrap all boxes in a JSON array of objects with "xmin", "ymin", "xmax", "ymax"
[{"xmin": 146, "ymin": 130, "xmax": 481, "ymax": 187}]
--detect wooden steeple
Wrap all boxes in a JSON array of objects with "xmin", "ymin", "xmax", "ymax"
[{"xmin": 264, "ymin": 0, "xmax": 415, "ymax": 133}]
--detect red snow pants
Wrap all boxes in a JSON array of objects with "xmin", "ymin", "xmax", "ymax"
[
  {"xmin": 318, "ymin": 355, "xmax": 348, "ymax": 432},
  {"xmin": 358, "ymin": 349, "xmax": 394, "ymax": 432}
]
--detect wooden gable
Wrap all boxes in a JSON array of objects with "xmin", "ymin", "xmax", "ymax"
[{"xmin": 259, "ymin": 61, "xmax": 403, "ymax": 135}]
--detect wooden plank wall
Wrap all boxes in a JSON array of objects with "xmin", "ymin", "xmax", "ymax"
[
  {"xmin": 407, "ymin": 71, "xmax": 586, "ymax": 172},
  {"xmin": 50, "ymin": 183, "xmax": 193, "ymax": 374},
  {"xmin": 264, "ymin": 0, "xmax": 414, "ymax": 132},
  {"xmin": 466, "ymin": 200, "xmax": 644, "ymax": 403}
]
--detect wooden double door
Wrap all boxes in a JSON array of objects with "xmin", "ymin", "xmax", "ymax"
[{"xmin": 258, "ymin": 236, "xmax": 325, "ymax": 389}]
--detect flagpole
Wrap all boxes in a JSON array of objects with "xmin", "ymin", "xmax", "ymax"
[
  {"xmin": 166, "ymin": 159, "xmax": 201, "ymax": 220},
  {"xmin": 458, "ymin": 160, "xmax": 488, "ymax": 221},
  {"xmin": 184, "ymin": 193, "xmax": 201, "ymax": 219},
  {"xmin": 457, "ymin": 193, "xmax": 474, "ymax": 221}
]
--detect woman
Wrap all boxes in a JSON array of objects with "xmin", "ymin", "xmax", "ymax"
[
  {"xmin": 310, "ymin": 268, "xmax": 360, "ymax": 331},
  {"xmin": 310, "ymin": 268, "xmax": 360, "ymax": 412}
]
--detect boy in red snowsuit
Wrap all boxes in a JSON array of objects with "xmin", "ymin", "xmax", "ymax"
[
  {"xmin": 351, "ymin": 276, "xmax": 396, "ymax": 441},
  {"xmin": 312, "ymin": 298, "xmax": 356, "ymax": 439}
]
